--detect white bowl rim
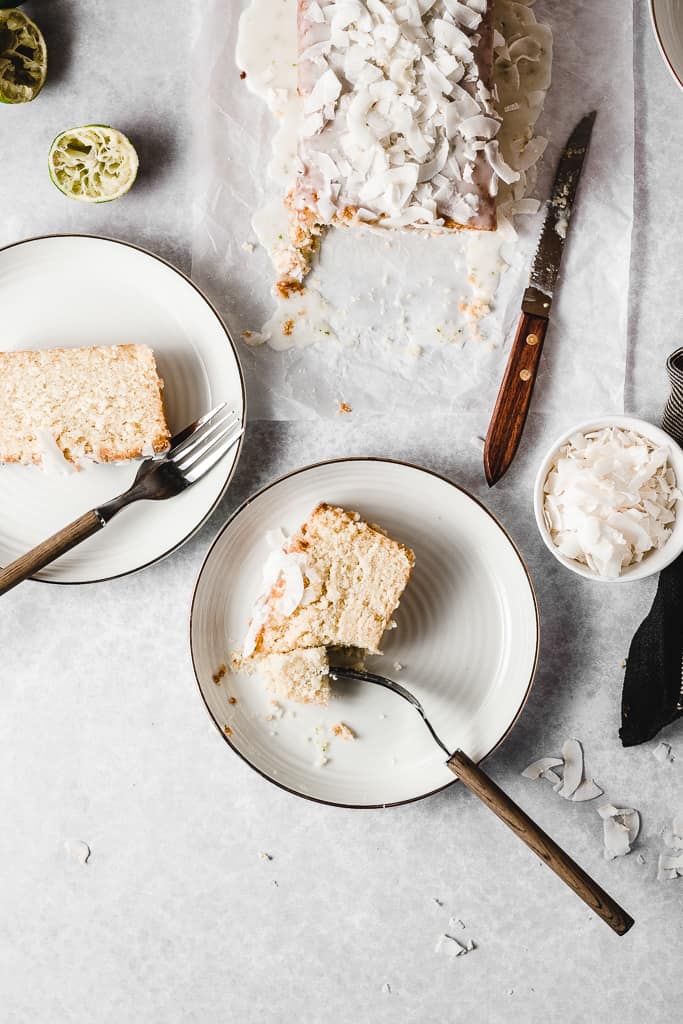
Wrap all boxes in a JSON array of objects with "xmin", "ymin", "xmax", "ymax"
[
  {"xmin": 649, "ymin": 0, "xmax": 683, "ymax": 93},
  {"xmin": 533, "ymin": 415, "xmax": 683, "ymax": 583}
]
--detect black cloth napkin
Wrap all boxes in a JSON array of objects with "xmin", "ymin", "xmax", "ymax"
[{"xmin": 620, "ymin": 347, "xmax": 683, "ymax": 747}]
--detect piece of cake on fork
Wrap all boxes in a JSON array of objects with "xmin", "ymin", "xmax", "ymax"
[{"xmin": 236, "ymin": 503, "xmax": 415, "ymax": 705}]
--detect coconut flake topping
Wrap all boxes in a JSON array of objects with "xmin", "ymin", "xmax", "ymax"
[
  {"xmin": 295, "ymin": 0, "xmax": 503, "ymax": 229},
  {"xmin": 543, "ymin": 426, "xmax": 680, "ymax": 578},
  {"xmin": 242, "ymin": 529, "xmax": 321, "ymax": 657}
]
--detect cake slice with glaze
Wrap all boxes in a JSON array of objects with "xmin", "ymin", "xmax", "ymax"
[
  {"xmin": 237, "ymin": 503, "xmax": 415, "ymax": 705},
  {"xmin": 0, "ymin": 343, "xmax": 170, "ymax": 466}
]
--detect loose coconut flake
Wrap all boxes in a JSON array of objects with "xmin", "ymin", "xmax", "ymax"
[
  {"xmin": 521, "ymin": 756, "xmax": 562, "ymax": 781},
  {"xmin": 435, "ymin": 933, "xmax": 471, "ymax": 958},
  {"xmin": 653, "ymin": 741, "xmax": 675, "ymax": 764},
  {"xmin": 658, "ymin": 819, "xmax": 683, "ymax": 880},
  {"xmin": 522, "ymin": 739, "xmax": 602, "ymax": 802},
  {"xmin": 598, "ymin": 803, "xmax": 640, "ymax": 860},
  {"xmin": 64, "ymin": 839, "xmax": 91, "ymax": 865}
]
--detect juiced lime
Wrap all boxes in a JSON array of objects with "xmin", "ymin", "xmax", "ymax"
[
  {"xmin": 48, "ymin": 125, "xmax": 139, "ymax": 203},
  {"xmin": 0, "ymin": 8, "xmax": 47, "ymax": 103}
]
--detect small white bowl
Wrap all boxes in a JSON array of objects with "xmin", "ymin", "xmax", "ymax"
[
  {"xmin": 533, "ymin": 416, "xmax": 683, "ymax": 582},
  {"xmin": 649, "ymin": 0, "xmax": 683, "ymax": 92}
]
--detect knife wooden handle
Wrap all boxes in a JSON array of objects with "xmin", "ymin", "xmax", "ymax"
[
  {"xmin": 484, "ymin": 311, "xmax": 549, "ymax": 486},
  {"xmin": 0, "ymin": 509, "xmax": 104, "ymax": 597},
  {"xmin": 448, "ymin": 749, "xmax": 635, "ymax": 936}
]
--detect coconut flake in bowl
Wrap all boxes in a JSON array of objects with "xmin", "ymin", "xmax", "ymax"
[{"xmin": 534, "ymin": 417, "xmax": 683, "ymax": 581}]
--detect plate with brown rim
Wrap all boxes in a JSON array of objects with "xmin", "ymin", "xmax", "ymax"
[
  {"xmin": 0, "ymin": 235, "xmax": 245, "ymax": 584},
  {"xmin": 190, "ymin": 457, "xmax": 539, "ymax": 808}
]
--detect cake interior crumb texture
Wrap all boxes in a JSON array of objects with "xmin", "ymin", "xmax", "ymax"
[
  {"xmin": 256, "ymin": 648, "xmax": 331, "ymax": 707},
  {"xmin": 0, "ymin": 344, "xmax": 170, "ymax": 464},
  {"xmin": 241, "ymin": 503, "xmax": 415, "ymax": 706}
]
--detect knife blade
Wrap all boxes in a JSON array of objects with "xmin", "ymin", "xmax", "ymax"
[{"xmin": 483, "ymin": 112, "xmax": 597, "ymax": 486}]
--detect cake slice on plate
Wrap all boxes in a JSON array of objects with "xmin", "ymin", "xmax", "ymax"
[
  {"xmin": 0, "ymin": 343, "xmax": 170, "ymax": 466},
  {"xmin": 237, "ymin": 503, "xmax": 415, "ymax": 705}
]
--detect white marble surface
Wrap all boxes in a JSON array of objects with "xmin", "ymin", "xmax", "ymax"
[{"xmin": 2, "ymin": 3, "xmax": 683, "ymax": 1022}]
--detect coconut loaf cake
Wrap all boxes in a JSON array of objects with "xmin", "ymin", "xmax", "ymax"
[
  {"xmin": 0, "ymin": 344, "xmax": 170, "ymax": 466},
  {"xmin": 279, "ymin": 0, "xmax": 512, "ymax": 286},
  {"xmin": 238, "ymin": 503, "xmax": 415, "ymax": 705}
]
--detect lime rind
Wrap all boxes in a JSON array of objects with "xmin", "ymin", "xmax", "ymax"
[
  {"xmin": 48, "ymin": 125, "xmax": 139, "ymax": 204},
  {"xmin": 0, "ymin": 9, "xmax": 47, "ymax": 103}
]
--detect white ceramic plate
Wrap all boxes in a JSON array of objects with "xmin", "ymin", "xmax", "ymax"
[
  {"xmin": 191, "ymin": 459, "xmax": 539, "ymax": 808},
  {"xmin": 0, "ymin": 235, "xmax": 245, "ymax": 583},
  {"xmin": 650, "ymin": 0, "xmax": 683, "ymax": 90}
]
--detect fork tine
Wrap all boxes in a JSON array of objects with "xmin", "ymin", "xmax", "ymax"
[
  {"xmin": 167, "ymin": 403, "xmax": 229, "ymax": 456},
  {"xmin": 169, "ymin": 404, "xmax": 233, "ymax": 460},
  {"xmin": 179, "ymin": 417, "xmax": 242, "ymax": 474},
  {"xmin": 173, "ymin": 410, "xmax": 241, "ymax": 471},
  {"xmin": 183, "ymin": 423, "xmax": 244, "ymax": 482},
  {"xmin": 168, "ymin": 403, "xmax": 232, "ymax": 461},
  {"xmin": 168, "ymin": 401, "xmax": 227, "ymax": 450}
]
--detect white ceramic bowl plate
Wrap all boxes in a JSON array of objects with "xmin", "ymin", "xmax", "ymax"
[
  {"xmin": 650, "ymin": 0, "xmax": 683, "ymax": 90},
  {"xmin": 534, "ymin": 416, "xmax": 683, "ymax": 582},
  {"xmin": 191, "ymin": 459, "xmax": 539, "ymax": 807},
  {"xmin": 0, "ymin": 236, "xmax": 245, "ymax": 582}
]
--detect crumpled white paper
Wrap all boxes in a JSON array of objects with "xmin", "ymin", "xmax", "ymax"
[{"xmin": 191, "ymin": 1, "xmax": 633, "ymax": 425}]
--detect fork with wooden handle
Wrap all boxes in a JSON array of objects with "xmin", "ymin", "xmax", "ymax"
[{"xmin": 0, "ymin": 404, "xmax": 243, "ymax": 596}]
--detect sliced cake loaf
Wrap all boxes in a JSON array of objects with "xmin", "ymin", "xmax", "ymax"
[
  {"xmin": 237, "ymin": 503, "xmax": 415, "ymax": 705},
  {"xmin": 0, "ymin": 344, "xmax": 170, "ymax": 466}
]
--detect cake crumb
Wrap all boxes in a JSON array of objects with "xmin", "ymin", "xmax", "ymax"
[
  {"xmin": 276, "ymin": 279, "xmax": 304, "ymax": 299},
  {"xmin": 259, "ymin": 851, "xmax": 273, "ymax": 861},
  {"xmin": 619, "ymin": 658, "xmax": 627, "ymax": 668},
  {"xmin": 338, "ymin": 401, "xmax": 352, "ymax": 415},
  {"xmin": 282, "ymin": 319, "xmax": 295, "ymax": 337},
  {"xmin": 212, "ymin": 663, "xmax": 227, "ymax": 685},
  {"xmin": 223, "ymin": 725, "xmax": 233, "ymax": 736},
  {"xmin": 228, "ymin": 695, "xmax": 238, "ymax": 705},
  {"xmin": 268, "ymin": 700, "xmax": 284, "ymax": 719},
  {"xmin": 241, "ymin": 330, "xmax": 253, "ymax": 340},
  {"xmin": 331, "ymin": 722, "xmax": 356, "ymax": 741},
  {"xmin": 392, "ymin": 661, "xmax": 403, "ymax": 673},
  {"xmin": 239, "ymin": 70, "xmax": 247, "ymax": 79},
  {"xmin": 241, "ymin": 241, "xmax": 254, "ymax": 253}
]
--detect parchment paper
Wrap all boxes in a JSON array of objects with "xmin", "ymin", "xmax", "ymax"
[{"xmin": 191, "ymin": 1, "xmax": 633, "ymax": 428}]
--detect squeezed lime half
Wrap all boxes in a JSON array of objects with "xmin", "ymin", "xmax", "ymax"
[
  {"xmin": 0, "ymin": 8, "xmax": 47, "ymax": 103},
  {"xmin": 48, "ymin": 125, "xmax": 139, "ymax": 203}
]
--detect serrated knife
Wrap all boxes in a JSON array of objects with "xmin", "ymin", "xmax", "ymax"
[{"xmin": 483, "ymin": 112, "xmax": 597, "ymax": 486}]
